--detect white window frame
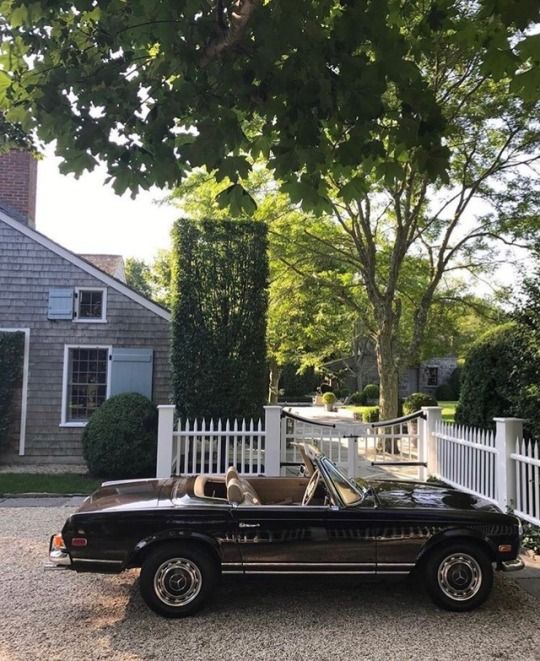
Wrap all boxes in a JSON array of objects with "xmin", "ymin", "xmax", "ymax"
[
  {"xmin": 60, "ymin": 344, "xmax": 112, "ymax": 427},
  {"xmin": 73, "ymin": 287, "xmax": 107, "ymax": 323}
]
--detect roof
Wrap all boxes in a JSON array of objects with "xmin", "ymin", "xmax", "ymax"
[
  {"xmin": 0, "ymin": 203, "xmax": 171, "ymax": 321},
  {"xmin": 79, "ymin": 254, "xmax": 126, "ymax": 282}
]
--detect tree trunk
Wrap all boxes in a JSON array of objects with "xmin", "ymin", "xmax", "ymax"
[
  {"xmin": 268, "ymin": 359, "xmax": 282, "ymax": 404},
  {"xmin": 374, "ymin": 324, "xmax": 400, "ymax": 453}
]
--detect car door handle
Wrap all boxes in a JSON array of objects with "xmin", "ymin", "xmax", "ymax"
[{"xmin": 239, "ymin": 522, "xmax": 260, "ymax": 528}]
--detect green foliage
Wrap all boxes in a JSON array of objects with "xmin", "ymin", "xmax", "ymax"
[
  {"xmin": 322, "ymin": 392, "xmax": 336, "ymax": 405},
  {"xmin": 0, "ymin": 331, "xmax": 23, "ymax": 449},
  {"xmin": 455, "ymin": 324, "xmax": 524, "ymax": 428},
  {"xmin": 1, "ymin": 2, "xmax": 537, "ymax": 205},
  {"xmin": 349, "ymin": 391, "xmax": 366, "ymax": 405},
  {"xmin": 171, "ymin": 218, "xmax": 268, "ymax": 419},
  {"xmin": 362, "ymin": 406, "xmax": 380, "ymax": 423},
  {"xmin": 278, "ymin": 364, "xmax": 318, "ymax": 398},
  {"xmin": 82, "ymin": 393, "xmax": 158, "ymax": 479},
  {"xmin": 435, "ymin": 367, "xmax": 462, "ymax": 401},
  {"xmin": 403, "ymin": 392, "xmax": 437, "ymax": 415},
  {"xmin": 362, "ymin": 383, "xmax": 379, "ymax": 403},
  {"xmin": 125, "ymin": 257, "xmax": 153, "ymax": 299}
]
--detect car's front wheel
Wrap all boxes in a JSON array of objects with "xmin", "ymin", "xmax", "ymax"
[
  {"xmin": 424, "ymin": 541, "xmax": 493, "ymax": 611},
  {"xmin": 140, "ymin": 543, "xmax": 218, "ymax": 617}
]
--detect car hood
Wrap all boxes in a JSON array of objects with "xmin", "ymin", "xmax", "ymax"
[
  {"xmin": 367, "ymin": 479, "xmax": 501, "ymax": 513},
  {"xmin": 77, "ymin": 478, "xmax": 178, "ymax": 514}
]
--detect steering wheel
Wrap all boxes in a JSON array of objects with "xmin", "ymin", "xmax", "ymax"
[{"xmin": 302, "ymin": 470, "xmax": 320, "ymax": 506}]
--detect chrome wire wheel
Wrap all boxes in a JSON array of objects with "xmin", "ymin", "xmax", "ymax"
[
  {"xmin": 437, "ymin": 553, "xmax": 482, "ymax": 602},
  {"xmin": 153, "ymin": 558, "xmax": 203, "ymax": 608}
]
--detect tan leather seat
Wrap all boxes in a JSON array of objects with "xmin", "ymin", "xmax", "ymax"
[
  {"xmin": 227, "ymin": 475, "xmax": 262, "ymax": 505},
  {"xmin": 225, "ymin": 465, "xmax": 240, "ymax": 486}
]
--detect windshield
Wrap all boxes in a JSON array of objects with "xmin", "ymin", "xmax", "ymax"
[{"xmin": 321, "ymin": 458, "xmax": 364, "ymax": 506}]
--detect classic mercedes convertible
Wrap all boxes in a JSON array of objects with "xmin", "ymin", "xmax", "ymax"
[{"xmin": 47, "ymin": 444, "xmax": 523, "ymax": 617}]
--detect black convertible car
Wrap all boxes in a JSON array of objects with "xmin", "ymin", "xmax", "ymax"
[{"xmin": 47, "ymin": 444, "xmax": 523, "ymax": 617}]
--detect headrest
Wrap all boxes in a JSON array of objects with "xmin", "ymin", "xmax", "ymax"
[
  {"xmin": 227, "ymin": 477, "xmax": 244, "ymax": 505},
  {"xmin": 225, "ymin": 465, "xmax": 240, "ymax": 486}
]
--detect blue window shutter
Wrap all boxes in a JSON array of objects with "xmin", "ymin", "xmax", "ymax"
[
  {"xmin": 110, "ymin": 348, "xmax": 154, "ymax": 399},
  {"xmin": 48, "ymin": 288, "xmax": 74, "ymax": 320}
]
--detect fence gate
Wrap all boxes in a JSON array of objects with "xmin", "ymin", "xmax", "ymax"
[{"xmin": 280, "ymin": 410, "xmax": 427, "ymax": 480}]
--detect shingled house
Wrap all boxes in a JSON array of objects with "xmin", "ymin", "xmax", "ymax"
[{"xmin": 0, "ymin": 150, "xmax": 171, "ymax": 466}]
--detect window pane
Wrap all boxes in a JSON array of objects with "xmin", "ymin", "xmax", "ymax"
[
  {"xmin": 67, "ymin": 348, "xmax": 108, "ymax": 422},
  {"xmin": 78, "ymin": 290, "xmax": 103, "ymax": 319}
]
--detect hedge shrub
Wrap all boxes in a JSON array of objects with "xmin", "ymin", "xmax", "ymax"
[
  {"xmin": 349, "ymin": 391, "xmax": 366, "ymax": 405},
  {"xmin": 435, "ymin": 367, "xmax": 462, "ymax": 401},
  {"xmin": 0, "ymin": 332, "xmax": 24, "ymax": 449},
  {"xmin": 322, "ymin": 392, "xmax": 336, "ymax": 405},
  {"xmin": 362, "ymin": 383, "xmax": 379, "ymax": 403},
  {"xmin": 455, "ymin": 323, "xmax": 526, "ymax": 429},
  {"xmin": 403, "ymin": 392, "xmax": 437, "ymax": 415},
  {"xmin": 82, "ymin": 393, "xmax": 158, "ymax": 479},
  {"xmin": 171, "ymin": 218, "xmax": 268, "ymax": 419},
  {"xmin": 362, "ymin": 406, "xmax": 379, "ymax": 422}
]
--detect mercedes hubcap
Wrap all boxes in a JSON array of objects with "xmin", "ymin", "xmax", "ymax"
[
  {"xmin": 437, "ymin": 553, "xmax": 482, "ymax": 601},
  {"xmin": 153, "ymin": 558, "xmax": 202, "ymax": 607}
]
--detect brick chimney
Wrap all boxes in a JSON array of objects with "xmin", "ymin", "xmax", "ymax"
[{"xmin": 0, "ymin": 150, "xmax": 38, "ymax": 228}]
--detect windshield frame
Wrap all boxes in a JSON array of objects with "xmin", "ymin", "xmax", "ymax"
[{"xmin": 317, "ymin": 456, "xmax": 367, "ymax": 507}]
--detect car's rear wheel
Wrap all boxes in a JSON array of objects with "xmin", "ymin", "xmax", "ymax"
[
  {"xmin": 140, "ymin": 543, "xmax": 218, "ymax": 617},
  {"xmin": 424, "ymin": 541, "xmax": 493, "ymax": 611}
]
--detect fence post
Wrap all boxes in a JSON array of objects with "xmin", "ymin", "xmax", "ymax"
[
  {"xmin": 156, "ymin": 405, "xmax": 175, "ymax": 478},
  {"xmin": 494, "ymin": 417, "xmax": 524, "ymax": 511},
  {"xmin": 421, "ymin": 406, "xmax": 442, "ymax": 479},
  {"xmin": 347, "ymin": 437, "xmax": 358, "ymax": 478},
  {"xmin": 264, "ymin": 405, "xmax": 282, "ymax": 476}
]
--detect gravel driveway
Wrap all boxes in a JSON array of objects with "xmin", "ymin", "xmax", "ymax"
[{"xmin": 1, "ymin": 507, "xmax": 539, "ymax": 661}]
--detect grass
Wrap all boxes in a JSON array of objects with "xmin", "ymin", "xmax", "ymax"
[
  {"xmin": 439, "ymin": 401, "xmax": 458, "ymax": 423},
  {"xmin": 0, "ymin": 473, "xmax": 102, "ymax": 495}
]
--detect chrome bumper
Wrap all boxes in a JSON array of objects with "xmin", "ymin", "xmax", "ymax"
[
  {"xmin": 45, "ymin": 534, "xmax": 72, "ymax": 570},
  {"xmin": 500, "ymin": 558, "xmax": 525, "ymax": 572}
]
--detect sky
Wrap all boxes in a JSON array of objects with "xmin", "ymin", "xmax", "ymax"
[{"xmin": 36, "ymin": 144, "xmax": 179, "ymax": 261}]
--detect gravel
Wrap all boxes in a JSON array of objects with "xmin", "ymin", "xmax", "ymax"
[{"xmin": 1, "ymin": 507, "xmax": 539, "ymax": 661}]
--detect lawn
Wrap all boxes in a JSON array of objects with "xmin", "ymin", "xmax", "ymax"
[
  {"xmin": 439, "ymin": 401, "xmax": 457, "ymax": 423},
  {"xmin": 0, "ymin": 473, "xmax": 101, "ymax": 495}
]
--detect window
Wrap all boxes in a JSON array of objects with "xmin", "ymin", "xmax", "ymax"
[
  {"xmin": 426, "ymin": 366, "xmax": 439, "ymax": 387},
  {"xmin": 62, "ymin": 346, "xmax": 110, "ymax": 425},
  {"xmin": 74, "ymin": 288, "xmax": 107, "ymax": 322}
]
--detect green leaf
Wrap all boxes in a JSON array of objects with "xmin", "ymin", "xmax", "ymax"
[{"xmin": 216, "ymin": 183, "xmax": 257, "ymax": 215}]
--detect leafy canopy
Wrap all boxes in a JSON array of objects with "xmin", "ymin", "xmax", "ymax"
[{"xmin": 0, "ymin": 1, "xmax": 538, "ymax": 207}]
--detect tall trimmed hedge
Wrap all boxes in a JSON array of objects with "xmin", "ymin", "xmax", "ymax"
[
  {"xmin": 0, "ymin": 332, "xmax": 24, "ymax": 449},
  {"xmin": 171, "ymin": 219, "xmax": 268, "ymax": 419},
  {"xmin": 455, "ymin": 323, "xmax": 526, "ymax": 429}
]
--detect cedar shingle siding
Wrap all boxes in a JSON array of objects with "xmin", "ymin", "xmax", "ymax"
[{"xmin": 0, "ymin": 219, "xmax": 171, "ymax": 465}]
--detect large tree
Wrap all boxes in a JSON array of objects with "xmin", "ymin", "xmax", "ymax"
[{"xmin": 2, "ymin": 1, "xmax": 539, "ymax": 416}]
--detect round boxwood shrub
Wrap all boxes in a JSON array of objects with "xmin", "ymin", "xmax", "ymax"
[
  {"xmin": 349, "ymin": 391, "xmax": 366, "ymax": 405},
  {"xmin": 82, "ymin": 393, "xmax": 158, "ymax": 479},
  {"xmin": 322, "ymin": 391, "xmax": 337, "ymax": 405},
  {"xmin": 403, "ymin": 392, "xmax": 437, "ymax": 415},
  {"xmin": 362, "ymin": 383, "xmax": 379, "ymax": 403}
]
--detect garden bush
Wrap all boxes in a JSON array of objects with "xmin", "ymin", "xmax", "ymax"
[
  {"xmin": 0, "ymin": 332, "xmax": 24, "ymax": 449},
  {"xmin": 322, "ymin": 392, "xmax": 336, "ymax": 406},
  {"xmin": 349, "ymin": 391, "xmax": 366, "ymax": 405},
  {"xmin": 82, "ymin": 393, "xmax": 158, "ymax": 479},
  {"xmin": 455, "ymin": 323, "xmax": 525, "ymax": 429},
  {"xmin": 362, "ymin": 406, "xmax": 379, "ymax": 423},
  {"xmin": 403, "ymin": 392, "xmax": 437, "ymax": 415},
  {"xmin": 362, "ymin": 383, "xmax": 379, "ymax": 403},
  {"xmin": 435, "ymin": 367, "xmax": 462, "ymax": 401}
]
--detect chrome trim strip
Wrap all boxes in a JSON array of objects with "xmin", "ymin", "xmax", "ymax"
[
  {"xmin": 242, "ymin": 562, "xmax": 376, "ymax": 567},
  {"xmin": 73, "ymin": 558, "xmax": 123, "ymax": 565},
  {"xmin": 246, "ymin": 570, "xmax": 377, "ymax": 575},
  {"xmin": 377, "ymin": 563, "xmax": 415, "ymax": 567},
  {"xmin": 377, "ymin": 571, "xmax": 411, "ymax": 575},
  {"xmin": 222, "ymin": 570, "xmax": 244, "ymax": 574}
]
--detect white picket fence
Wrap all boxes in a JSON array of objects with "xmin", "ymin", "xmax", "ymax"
[
  {"xmin": 172, "ymin": 417, "xmax": 265, "ymax": 476},
  {"xmin": 434, "ymin": 422, "xmax": 497, "ymax": 503},
  {"xmin": 156, "ymin": 404, "xmax": 540, "ymax": 527}
]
